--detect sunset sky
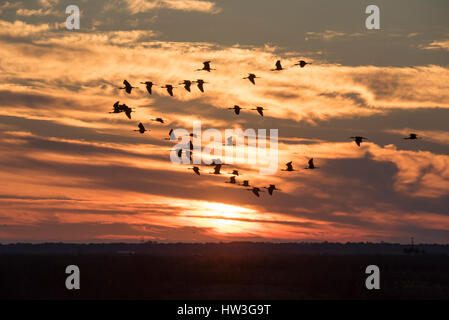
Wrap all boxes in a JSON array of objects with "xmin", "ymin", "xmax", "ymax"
[{"xmin": 0, "ymin": 0, "xmax": 448, "ymax": 243}]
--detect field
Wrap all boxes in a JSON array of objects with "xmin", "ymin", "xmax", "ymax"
[{"xmin": 1, "ymin": 243, "xmax": 449, "ymax": 299}]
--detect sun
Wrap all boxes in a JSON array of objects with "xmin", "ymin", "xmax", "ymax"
[{"xmin": 193, "ymin": 202, "xmax": 255, "ymax": 234}]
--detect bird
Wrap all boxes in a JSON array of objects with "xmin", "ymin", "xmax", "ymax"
[
  {"xmin": 151, "ymin": 117, "xmax": 165, "ymax": 124},
  {"xmin": 189, "ymin": 166, "xmax": 200, "ymax": 175},
  {"xmin": 228, "ymin": 105, "xmax": 243, "ymax": 115},
  {"xmin": 350, "ymin": 136, "xmax": 368, "ymax": 147},
  {"xmin": 230, "ymin": 170, "xmax": 239, "ymax": 176},
  {"xmin": 248, "ymin": 187, "xmax": 263, "ymax": 197},
  {"xmin": 305, "ymin": 158, "xmax": 318, "ymax": 169},
  {"xmin": 251, "ymin": 106, "xmax": 265, "ymax": 117},
  {"xmin": 161, "ymin": 84, "xmax": 175, "ymax": 96},
  {"xmin": 119, "ymin": 80, "xmax": 137, "ymax": 94},
  {"xmin": 164, "ymin": 129, "xmax": 175, "ymax": 141},
  {"xmin": 194, "ymin": 79, "xmax": 207, "ymax": 92},
  {"xmin": 264, "ymin": 184, "xmax": 280, "ymax": 195},
  {"xmin": 210, "ymin": 164, "xmax": 222, "ymax": 175},
  {"xmin": 110, "ymin": 101, "xmax": 122, "ymax": 114},
  {"xmin": 295, "ymin": 60, "xmax": 311, "ymax": 68},
  {"xmin": 134, "ymin": 122, "xmax": 148, "ymax": 134},
  {"xmin": 140, "ymin": 81, "xmax": 155, "ymax": 95},
  {"xmin": 197, "ymin": 61, "xmax": 215, "ymax": 72},
  {"xmin": 240, "ymin": 180, "xmax": 250, "ymax": 187},
  {"xmin": 404, "ymin": 133, "xmax": 420, "ymax": 140},
  {"xmin": 281, "ymin": 161, "xmax": 295, "ymax": 171},
  {"xmin": 271, "ymin": 60, "xmax": 284, "ymax": 71},
  {"xmin": 121, "ymin": 104, "xmax": 133, "ymax": 119},
  {"xmin": 243, "ymin": 73, "xmax": 258, "ymax": 85},
  {"xmin": 179, "ymin": 80, "xmax": 192, "ymax": 92},
  {"xmin": 226, "ymin": 176, "xmax": 237, "ymax": 184}
]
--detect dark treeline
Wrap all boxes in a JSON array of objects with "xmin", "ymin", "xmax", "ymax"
[{"xmin": 1, "ymin": 241, "xmax": 448, "ymax": 255}]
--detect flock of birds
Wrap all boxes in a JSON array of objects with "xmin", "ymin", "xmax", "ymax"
[{"xmin": 109, "ymin": 60, "xmax": 423, "ymax": 197}]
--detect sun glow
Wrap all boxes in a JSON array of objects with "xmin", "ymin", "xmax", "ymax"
[{"xmin": 188, "ymin": 202, "xmax": 256, "ymax": 234}]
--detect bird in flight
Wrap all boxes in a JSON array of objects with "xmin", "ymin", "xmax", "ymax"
[
  {"xmin": 281, "ymin": 161, "xmax": 295, "ymax": 171},
  {"xmin": 194, "ymin": 79, "xmax": 207, "ymax": 92},
  {"xmin": 295, "ymin": 60, "xmax": 311, "ymax": 68},
  {"xmin": 243, "ymin": 73, "xmax": 259, "ymax": 85},
  {"xmin": 109, "ymin": 101, "xmax": 133, "ymax": 119},
  {"xmin": 240, "ymin": 180, "xmax": 250, "ymax": 187},
  {"xmin": 110, "ymin": 101, "xmax": 122, "ymax": 114},
  {"xmin": 151, "ymin": 117, "xmax": 166, "ymax": 124},
  {"xmin": 210, "ymin": 164, "xmax": 222, "ymax": 175},
  {"xmin": 404, "ymin": 133, "xmax": 421, "ymax": 140},
  {"xmin": 197, "ymin": 61, "xmax": 215, "ymax": 72},
  {"xmin": 305, "ymin": 158, "xmax": 318, "ymax": 169},
  {"xmin": 264, "ymin": 184, "xmax": 280, "ymax": 195},
  {"xmin": 189, "ymin": 166, "xmax": 201, "ymax": 175},
  {"xmin": 350, "ymin": 136, "xmax": 369, "ymax": 147},
  {"xmin": 134, "ymin": 123, "xmax": 148, "ymax": 134},
  {"xmin": 121, "ymin": 104, "xmax": 133, "ymax": 119},
  {"xmin": 140, "ymin": 81, "xmax": 155, "ymax": 95},
  {"xmin": 248, "ymin": 187, "xmax": 263, "ymax": 197},
  {"xmin": 251, "ymin": 106, "xmax": 266, "ymax": 117},
  {"xmin": 164, "ymin": 129, "xmax": 176, "ymax": 141},
  {"xmin": 161, "ymin": 84, "xmax": 175, "ymax": 96},
  {"xmin": 179, "ymin": 80, "xmax": 192, "ymax": 92},
  {"xmin": 271, "ymin": 60, "xmax": 284, "ymax": 71},
  {"xmin": 226, "ymin": 176, "xmax": 237, "ymax": 184},
  {"xmin": 119, "ymin": 80, "xmax": 137, "ymax": 94},
  {"xmin": 228, "ymin": 105, "xmax": 243, "ymax": 115}
]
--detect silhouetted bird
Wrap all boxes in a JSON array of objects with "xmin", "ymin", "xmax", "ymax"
[
  {"xmin": 110, "ymin": 101, "xmax": 122, "ymax": 114},
  {"xmin": 140, "ymin": 81, "xmax": 154, "ymax": 95},
  {"xmin": 251, "ymin": 106, "xmax": 265, "ymax": 116},
  {"xmin": 228, "ymin": 105, "xmax": 243, "ymax": 115},
  {"xmin": 295, "ymin": 60, "xmax": 311, "ymax": 68},
  {"xmin": 180, "ymin": 80, "xmax": 192, "ymax": 92},
  {"xmin": 243, "ymin": 73, "xmax": 258, "ymax": 85},
  {"xmin": 271, "ymin": 60, "xmax": 283, "ymax": 71},
  {"xmin": 121, "ymin": 104, "xmax": 133, "ymax": 119},
  {"xmin": 240, "ymin": 180, "xmax": 250, "ymax": 187},
  {"xmin": 282, "ymin": 161, "xmax": 295, "ymax": 171},
  {"xmin": 197, "ymin": 61, "xmax": 215, "ymax": 72},
  {"xmin": 350, "ymin": 136, "xmax": 368, "ymax": 147},
  {"xmin": 404, "ymin": 133, "xmax": 420, "ymax": 140},
  {"xmin": 264, "ymin": 184, "xmax": 280, "ymax": 195},
  {"xmin": 161, "ymin": 84, "xmax": 175, "ymax": 96},
  {"xmin": 164, "ymin": 129, "xmax": 175, "ymax": 141},
  {"xmin": 248, "ymin": 187, "xmax": 263, "ymax": 197},
  {"xmin": 189, "ymin": 166, "xmax": 200, "ymax": 175},
  {"xmin": 134, "ymin": 122, "xmax": 148, "ymax": 134},
  {"xmin": 210, "ymin": 164, "xmax": 222, "ymax": 175},
  {"xmin": 305, "ymin": 158, "xmax": 318, "ymax": 169},
  {"xmin": 230, "ymin": 170, "xmax": 239, "ymax": 176},
  {"xmin": 226, "ymin": 176, "xmax": 237, "ymax": 184},
  {"xmin": 195, "ymin": 79, "xmax": 207, "ymax": 92},
  {"xmin": 120, "ymin": 80, "xmax": 137, "ymax": 94},
  {"xmin": 151, "ymin": 117, "xmax": 165, "ymax": 124}
]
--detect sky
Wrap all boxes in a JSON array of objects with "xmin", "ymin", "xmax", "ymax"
[{"xmin": 0, "ymin": 0, "xmax": 448, "ymax": 243}]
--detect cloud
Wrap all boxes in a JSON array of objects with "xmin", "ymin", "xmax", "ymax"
[
  {"xmin": 0, "ymin": 20, "xmax": 51, "ymax": 37},
  {"xmin": 124, "ymin": 0, "xmax": 221, "ymax": 14}
]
